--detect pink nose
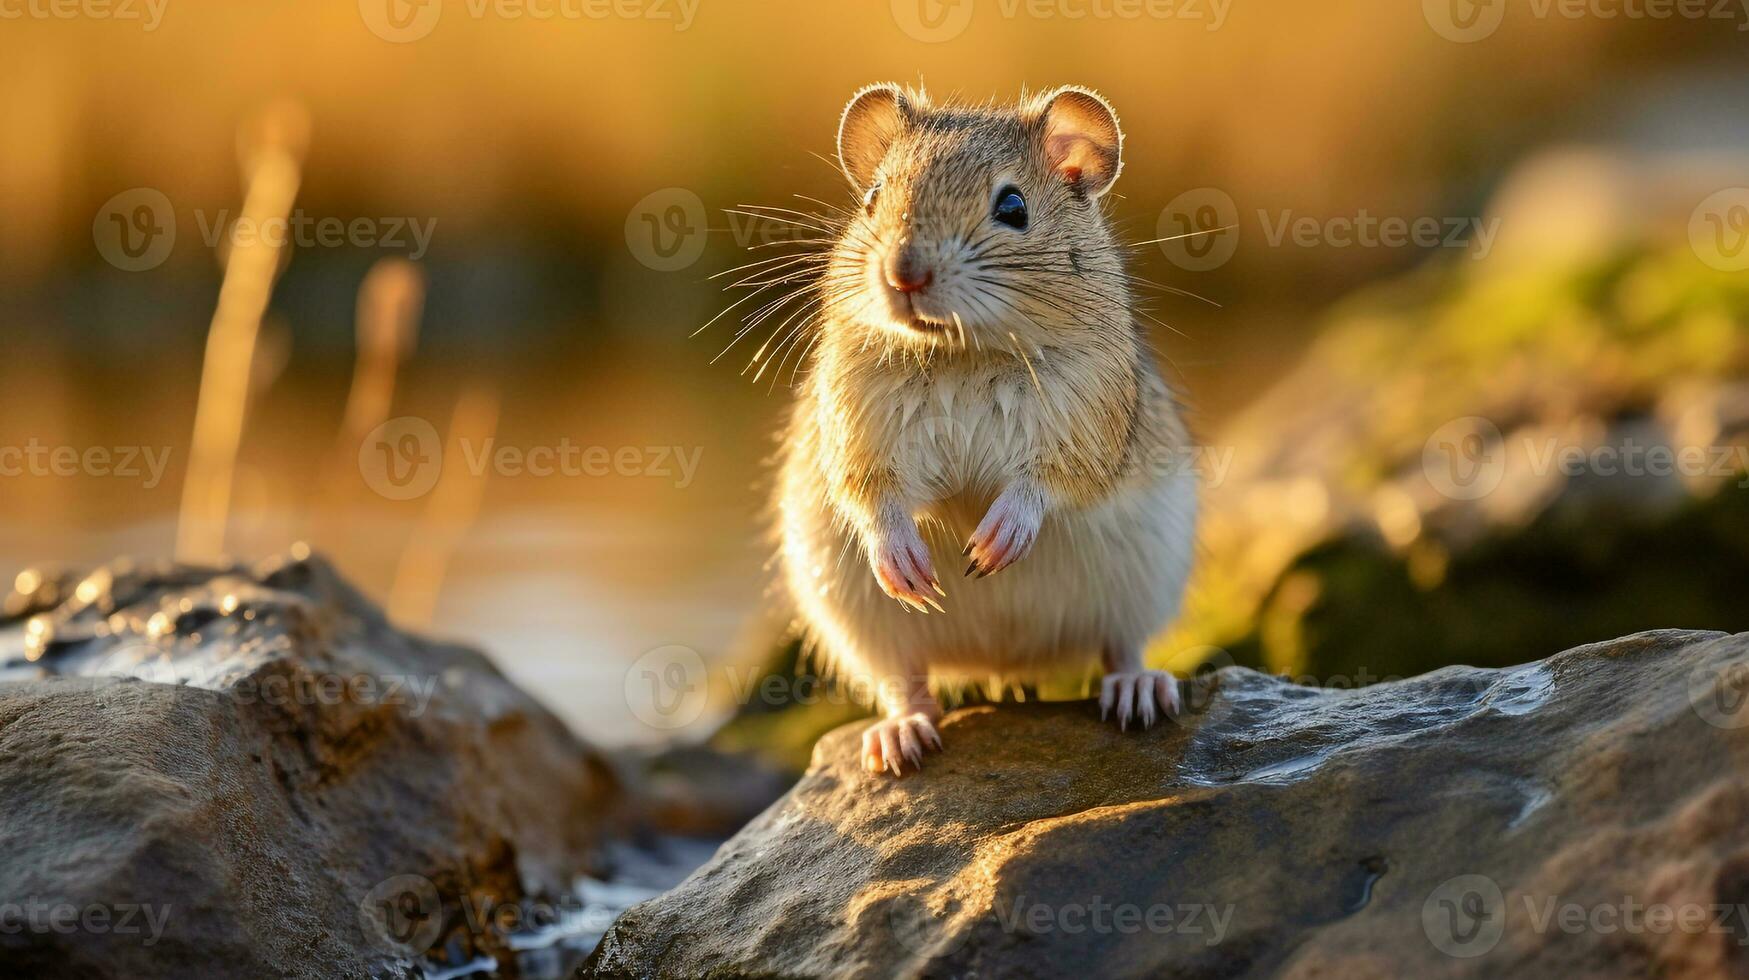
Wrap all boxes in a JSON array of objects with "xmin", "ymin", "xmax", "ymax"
[{"xmin": 884, "ymin": 243, "xmax": 933, "ymax": 293}]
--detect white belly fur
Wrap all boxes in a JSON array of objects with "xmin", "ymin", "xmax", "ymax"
[{"xmin": 779, "ymin": 370, "xmax": 1198, "ymax": 690}]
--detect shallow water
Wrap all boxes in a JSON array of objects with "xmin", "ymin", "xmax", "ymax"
[{"xmin": 408, "ymin": 837, "xmax": 723, "ymax": 980}]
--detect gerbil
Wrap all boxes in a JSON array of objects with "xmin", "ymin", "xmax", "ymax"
[{"xmin": 771, "ymin": 83, "xmax": 1198, "ymax": 774}]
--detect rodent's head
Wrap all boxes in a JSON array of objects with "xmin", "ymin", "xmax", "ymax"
[{"xmin": 826, "ymin": 84, "xmax": 1129, "ymax": 351}]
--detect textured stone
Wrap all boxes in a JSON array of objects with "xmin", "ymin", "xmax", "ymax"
[
  {"xmin": 0, "ymin": 550, "xmax": 621, "ymax": 979},
  {"xmin": 588, "ymin": 629, "xmax": 1749, "ymax": 979}
]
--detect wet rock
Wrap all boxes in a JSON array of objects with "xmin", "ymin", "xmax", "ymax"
[
  {"xmin": 0, "ymin": 549, "xmax": 622, "ymax": 979},
  {"xmin": 586, "ymin": 629, "xmax": 1749, "ymax": 979}
]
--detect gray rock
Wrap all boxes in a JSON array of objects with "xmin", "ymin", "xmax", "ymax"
[
  {"xmin": 586, "ymin": 629, "xmax": 1749, "ymax": 979},
  {"xmin": 0, "ymin": 550, "xmax": 622, "ymax": 979}
]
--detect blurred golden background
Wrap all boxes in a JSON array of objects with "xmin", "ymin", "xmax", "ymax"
[{"xmin": 3, "ymin": 0, "xmax": 1747, "ymax": 742}]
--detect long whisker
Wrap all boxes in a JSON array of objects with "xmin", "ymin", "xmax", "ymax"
[{"xmin": 1124, "ymin": 224, "xmax": 1238, "ymax": 249}]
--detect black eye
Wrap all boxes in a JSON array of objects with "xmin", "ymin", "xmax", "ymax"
[
  {"xmin": 992, "ymin": 186, "xmax": 1028, "ymax": 230},
  {"xmin": 863, "ymin": 183, "xmax": 881, "ymax": 216}
]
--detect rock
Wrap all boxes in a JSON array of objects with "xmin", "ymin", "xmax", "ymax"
[
  {"xmin": 586, "ymin": 629, "xmax": 1749, "ymax": 979},
  {"xmin": 1170, "ymin": 228, "xmax": 1749, "ymax": 680},
  {"xmin": 0, "ymin": 549, "xmax": 622, "ymax": 979},
  {"xmin": 622, "ymin": 743, "xmax": 800, "ymax": 840}
]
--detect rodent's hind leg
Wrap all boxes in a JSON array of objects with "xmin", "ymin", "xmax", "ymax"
[
  {"xmin": 859, "ymin": 673, "xmax": 943, "ymax": 776},
  {"xmin": 1099, "ymin": 646, "xmax": 1182, "ymax": 731}
]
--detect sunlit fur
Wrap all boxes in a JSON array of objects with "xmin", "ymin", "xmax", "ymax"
[{"xmin": 746, "ymin": 86, "xmax": 1198, "ymax": 730}]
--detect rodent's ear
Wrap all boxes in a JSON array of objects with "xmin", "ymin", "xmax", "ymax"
[
  {"xmin": 1036, "ymin": 86, "xmax": 1124, "ymax": 198},
  {"xmin": 838, "ymin": 83, "xmax": 910, "ymax": 191}
]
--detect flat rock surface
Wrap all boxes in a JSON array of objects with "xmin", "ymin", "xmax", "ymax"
[
  {"xmin": 587, "ymin": 629, "xmax": 1749, "ymax": 979},
  {"xmin": 0, "ymin": 550, "xmax": 621, "ymax": 979}
]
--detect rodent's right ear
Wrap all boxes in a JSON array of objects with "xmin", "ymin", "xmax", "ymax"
[{"xmin": 837, "ymin": 83, "xmax": 910, "ymax": 191}]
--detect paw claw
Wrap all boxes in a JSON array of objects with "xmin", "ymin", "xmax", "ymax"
[
  {"xmin": 1101, "ymin": 669, "xmax": 1180, "ymax": 732},
  {"xmin": 861, "ymin": 713, "xmax": 943, "ymax": 776},
  {"xmin": 872, "ymin": 525, "xmax": 946, "ymax": 613},
  {"xmin": 964, "ymin": 485, "xmax": 1043, "ymax": 580}
]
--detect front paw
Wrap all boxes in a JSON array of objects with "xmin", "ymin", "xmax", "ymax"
[
  {"xmin": 1100, "ymin": 669, "xmax": 1181, "ymax": 730},
  {"xmin": 870, "ymin": 523, "xmax": 945, "ymax": 613},
  {"xmin": 964, "ymin": 484, "xmax": 1043, "ymax": 578},
  {"xmin": 861, "ymin": 712, "xmax": 943, "ymax": 775}
]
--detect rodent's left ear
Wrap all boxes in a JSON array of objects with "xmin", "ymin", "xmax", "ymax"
[{"xmin": 1035, "ymin": 86, "xmax": 1124, "ymax": 198}]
